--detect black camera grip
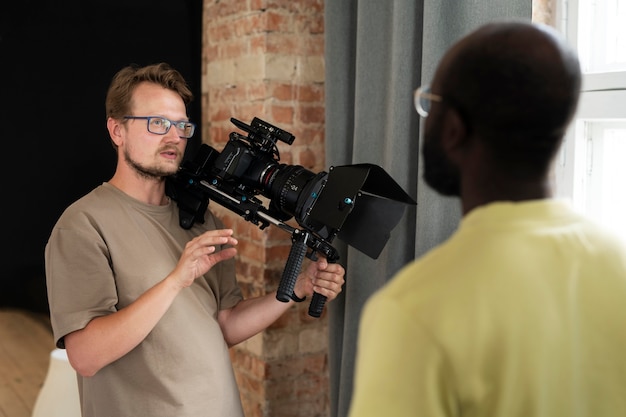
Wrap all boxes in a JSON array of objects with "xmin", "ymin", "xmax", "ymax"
[
  {"xmin": 308, "ymin": 292, "xmax": 327, "ymax": 318},
  {"xmin": 276, "ymin": 233, "xmax": 308, "ymax": 303}
]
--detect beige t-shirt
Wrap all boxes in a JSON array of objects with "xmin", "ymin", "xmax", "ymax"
[{"xmin": 45, "ymin": 182, "xmax": 244, "ymax": 417}]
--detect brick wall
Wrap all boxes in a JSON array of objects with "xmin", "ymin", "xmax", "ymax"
[
  {"xmin": 532, "ymin": 0, "xmax": 555, "ymax": 26},
  {"xmin": 201, "ymin": 1, "xmax": 329, "ymax": 416}
]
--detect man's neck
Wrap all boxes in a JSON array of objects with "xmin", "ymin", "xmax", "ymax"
[
  {"xmin": 108, "ymin": 173, "xmax": 168, "ymax": 206},
  {"xmin": 461, "ymin": 175, "xmax": 552, "ymax": 216}
]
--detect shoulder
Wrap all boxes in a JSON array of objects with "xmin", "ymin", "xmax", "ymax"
[
  {"xmin": 51, "ymin": 184, "xmax": 135, "ymax": 236},
  {"xmin": 54, "ymin": 185, "xmax": 107, "ymax": 223},
  {"xmin": 371, "ymin": 241, "xmax": 458, "ymax": 312}
]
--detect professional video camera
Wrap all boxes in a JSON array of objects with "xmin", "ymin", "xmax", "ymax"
[{"xmin": 166, "ymin": 117, "xmax": 416, "ymax": 317}]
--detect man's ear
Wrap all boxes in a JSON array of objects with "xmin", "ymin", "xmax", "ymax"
[
  {"xmin": 107, "ymin": 117, "xmax": 124, "ymax": 148},
  {"xmin": 441, "ymin": 107, "xmax": 468, "ymax": 156}
]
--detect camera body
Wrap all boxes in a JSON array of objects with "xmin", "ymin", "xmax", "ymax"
[
  {"xmin": 215, "ymin": 119, "xmax": 329, "ymax": 231},
  {"xmin": 168, "ymin": 117, "xmax": 334, "ymax": 241}
]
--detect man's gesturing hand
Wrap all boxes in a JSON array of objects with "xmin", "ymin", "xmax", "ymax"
[{"xmin": 171, "ymin": 229, "xmax": 238, "ymax": 288}]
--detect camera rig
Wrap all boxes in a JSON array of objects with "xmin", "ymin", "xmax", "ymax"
[{"xmin": 166, "ymin": 117, "xmax": 416, "ymax": 317}]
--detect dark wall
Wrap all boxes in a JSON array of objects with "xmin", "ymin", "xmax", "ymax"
[{"xmin": 0, "ymin": 0, "xmax": 203, "ymax": 313}]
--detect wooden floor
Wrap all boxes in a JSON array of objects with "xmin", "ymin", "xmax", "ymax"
[{"xmin": 0, "ymin": 309, "xmax": 55, "ymax": 417}]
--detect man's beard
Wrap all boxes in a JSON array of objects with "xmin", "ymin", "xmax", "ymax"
[
  {"xmin": 124, "ymin": 148, "xmax": 179, "ymax": 180},
  {"xmin": 422, "ymin": 121, "xmax": 461, "ymax": 197}
]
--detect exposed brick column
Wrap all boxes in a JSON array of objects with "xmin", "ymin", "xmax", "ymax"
[
  {"xmin": 202, "ymin": 1, "xmax": 329, "ymax": 416},
  {"xmin": 532, "ymin": 0, "xmax": 556, "ymax": 25}
]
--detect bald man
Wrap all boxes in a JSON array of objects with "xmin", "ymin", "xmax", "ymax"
[{"xmin": 348, "ymin": 21, "xmax": 626, "ymax": 417}]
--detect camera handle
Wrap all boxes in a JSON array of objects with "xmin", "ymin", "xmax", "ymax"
[
  {"xmin": 276, "ymin": 230, "xmax": 309, "ymax": 303},
  {"xmin": 275, "ymin": 229, "xmax": 337, "ymax": 317},
  {"xmin": 308, "ymin": 289, "xmax": 327, "ymax": 318},
  {"xmin": 306, "ymin": 238, "xmax": 339, "ymax": 317}
]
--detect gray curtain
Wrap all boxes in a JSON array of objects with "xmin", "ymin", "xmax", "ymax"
[{"xmin": 324, "ymin": 1, "xmax": 532, "ymax": 416}]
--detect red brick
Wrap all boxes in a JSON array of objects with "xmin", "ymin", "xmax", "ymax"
[
  {"xmin": 266, "ymin": 11, "xmax": 292, "ymax": 32},
  {"xmin": 297, "ymin": 13, "xmax": 324, "ymax": 35},
  {"xmin": 247, "ymin": 82, "xmax": 269, "ymax": 101},
  {"xmin": 298, "ymin": 148, "xmax": 317, "ymax": 169},
  {"xmin": 223, "ymin": 41, "xmax": 247, "ymax": 59},
  {"xmin": 250, "ymin": 34, "xmax": 267, "ymax": 54},
  {"xmin": 270, "ymin": 82, "xmax": 296, "ymax": 101},
  {"xmin": 299, "ymin": 105, "xmax": 325, "ymax": 124},
  {"xmin": 267, "ymin": 34, "xmax": 299, "ymax": 54},
  {"xmin": 266, "ymin": 243, "xmax": 292, "ymax": 261},
  {"xmin": 237, "ymin": 239, "xmax": 266, "ymax": 263},
  {"xmin": 249, "ymin": 0, "xmax": 264, "ymax": 11},
  {"xmin": 297, "ymin": 84, "xmax": 324, "ymax": 102},
  {"xmin": 271, "ymin": 105, "xmax": 295, "ymax": 125}
]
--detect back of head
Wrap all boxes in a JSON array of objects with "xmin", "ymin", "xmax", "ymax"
[
  {"xmin": 105, "ymin": 62, "xmax": 193, "ymax": 121},
  {"xmin": 439, "ymin": 21, "xmax": 582, "ymax": 178}
]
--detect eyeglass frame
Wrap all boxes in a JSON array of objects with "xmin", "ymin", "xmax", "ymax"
[
  {"xmin": 414, "ymin": 85, "xmax": 473, "ymax": 136},
  {"xmin": 414, "ymin": 85, "xmax": 443, "ymax": 118},
  {"xmin": 123, "ymin": 116, "xmax": 196, "ymax": 139}
]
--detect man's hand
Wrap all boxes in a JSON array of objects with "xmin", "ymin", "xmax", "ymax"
[
  {"xmin": 294, "ymin": 257, "xmax": 346, "ymax": 301},
  {"xmin": 170, "ymin": 229, "xmax": 238, "ymax": 289}
]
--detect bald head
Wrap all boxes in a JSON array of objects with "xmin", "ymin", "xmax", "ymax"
[{"xmin": 431, "ymin": 21, "xmax": 581, "ymax": 178}]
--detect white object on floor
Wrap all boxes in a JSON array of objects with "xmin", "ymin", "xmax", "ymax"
[{"xmin": 32, "ymin": 348, "xmax": 81, "ymax": 417}]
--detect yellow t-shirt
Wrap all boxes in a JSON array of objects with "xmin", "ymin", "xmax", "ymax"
[{"xmin": 349, "ymin": 200, "xmax": 626, "ymax": 417}]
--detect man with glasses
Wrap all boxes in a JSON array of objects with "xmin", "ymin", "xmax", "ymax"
[
  {"xmin": 348, "ymin": 21, "xmax": 626, "ymax": 416},
  {"xmin": 45, "ymin": 62, "xmax": 345, "ymax": 417}
]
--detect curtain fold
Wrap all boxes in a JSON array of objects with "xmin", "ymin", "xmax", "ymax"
[
  {"xmin": 325, "ymin": 2, "xmax": 422, "ymax": 414},
  {"xmin": 325, "ymin": 1, "xmax": 532, "ymax": 416}
]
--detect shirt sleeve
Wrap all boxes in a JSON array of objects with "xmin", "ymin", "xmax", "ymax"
[
  {"xmin": 45, "ymin": 223, "xmax": 119, "ymax": 349},
  {"xmin": 347, "ymin": 292, "xmax": 456, "ymax": 417}
]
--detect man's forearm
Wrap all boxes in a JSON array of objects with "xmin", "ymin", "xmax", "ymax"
[
  {"xmin": 218, "ymin": 291, "xmax": 295, "ymax": 346},
  {"xmin": 64, "ymin": 275, "xmax": 182, "ymax": 377}
]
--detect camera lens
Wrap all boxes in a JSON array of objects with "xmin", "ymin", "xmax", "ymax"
[{"xmin": 264, "ymin": 165, "xmax": 325, "ymax": 222}]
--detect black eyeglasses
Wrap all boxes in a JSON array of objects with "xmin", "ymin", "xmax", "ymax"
[{"xmin": 124, "ymin": 116, "xmax": 196, "ymax": 139}]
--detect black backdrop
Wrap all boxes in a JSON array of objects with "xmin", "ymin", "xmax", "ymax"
[{"xmin": 0, "ymin": 0, "xmax": 203, "ymax": 313}]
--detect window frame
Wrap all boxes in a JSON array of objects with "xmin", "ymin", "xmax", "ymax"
[{"xmin": 553, "ymin": 0, "xmax": 626, "ymax": 223}]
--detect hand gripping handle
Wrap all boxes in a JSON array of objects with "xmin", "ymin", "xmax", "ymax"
[
  {"xmin": 276, "ymin": 231, "xmax": 308, "ymax": 303},
  {"xmin": 308, "ymin": 242, "xmax": 340, "ymax": 317},
  {"xmin": 308, "ymin": 291, "xmax": 327, "ymax": 318}
]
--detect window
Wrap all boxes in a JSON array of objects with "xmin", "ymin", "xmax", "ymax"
[{"xmin": 554, "ymin": 0, "xmax": 626, "ymax": 240}]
